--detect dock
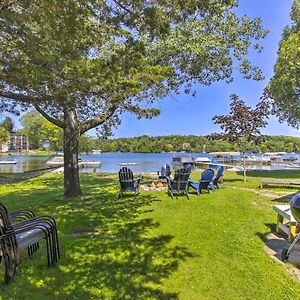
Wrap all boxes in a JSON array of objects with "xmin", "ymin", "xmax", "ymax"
[{"xmin": 46, "ymin": 156, "xmax": 101, "ymax": 168}]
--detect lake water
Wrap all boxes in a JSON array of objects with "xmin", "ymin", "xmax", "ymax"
[{"xmin": 1, "ymin": 152, "xmax": 300, "ymax": 173}]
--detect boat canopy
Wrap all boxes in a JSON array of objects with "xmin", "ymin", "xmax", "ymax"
[{"xmin": 209, "ymin": 152, "xmax": 240, "ymax": 156}]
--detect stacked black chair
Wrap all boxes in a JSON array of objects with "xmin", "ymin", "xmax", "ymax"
[
  {"xmin": 188, "ymin": 168, "xmax": 215, "ymax": 196},
  {"xmin": 118, "ymin": 167, "xmax": 140, "ymax": 199},
  {"xmin": 0, "ymin": 203, "xmax": 60, "ymax": 284},
  {"xmin": 168, "ymin": 168, "xmax": 191, "ymax": 200}
]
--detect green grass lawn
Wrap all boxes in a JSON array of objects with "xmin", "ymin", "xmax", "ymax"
[{"xmin": 0, "ymin": 171, "xmax": 300, "ymax": 299}]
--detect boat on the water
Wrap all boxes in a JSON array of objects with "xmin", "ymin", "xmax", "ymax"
[
  {"xmin": 195, "ymin": 157, "xmax": 211, "ymax": 163},
  {"xmin": 47, "ymin": 156, "xmax": 101, "ymax": 168},
  {"xmin": 239, "ymin": 155, "xmax": 271, "ymax": 164},
  {"xmin": 0, "ymin": 160, "xmax": 17, "ymax": 164},
  {"xmin": 119, "ymin": 162, "xmax": 141, "ymax": 166},
  {"xmin": 227, "ymin": 166, "xmax": 244, "ymax": 172},
  {"xmin": 171, "ymin": 155, "xmax": 195, "ymax": 170},
  {"xmin": 263, "ymin": 152, "xmax": 286, "ymax": 162},
  {"xmin": 79, "ymin": 161, "xmax": 101, "ymax": 167}
]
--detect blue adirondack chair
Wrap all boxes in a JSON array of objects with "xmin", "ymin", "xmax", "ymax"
[
  {"xmin": 118, "ymin": 167, "xmax": 140, "ymax": 198},
  {"xmin": 168, "ymin": 168, "xmax": 191, "ymax": 200},
  {"xmin": 210, "ymin": 166, "xmax": 224, "ymax": 190},
  {"xmin": 188, "ymin": 168, "xmax": 214, "ymax": 196}
]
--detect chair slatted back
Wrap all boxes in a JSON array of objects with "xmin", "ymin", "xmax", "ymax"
[
  {"xmin": 184, "ymin": 164, "xmax": 193, "ymax": 173},
  {"xmin": 171, "ymin": 168, "xmax": 190, "ymax": 192},
  {"xmin": 213, "ymin": 166, "xmax": 224, "ymax": 187},
  {"xmin": 160, "ymin": 165, "xmax": 167, "ymax": 177},
  {"xmin": 165, "ymin": 164, "xmax": 171, "ymax": 177},
  {"xmin": 201, "ymin": 169, "xmax": 214, "ymax": 182},
  {"xmin": 216, "ymin": 166, "xmax": 224, "ymax": 179},
  {"xmin": 119, "ymin": 167, "xmax": 135, "ymax": 191}
]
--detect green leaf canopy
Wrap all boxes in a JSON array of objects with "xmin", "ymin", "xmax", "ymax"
[
  {"xmin": 0, "ymin": 0, "xmax": 267, "ymax": 132},
  {"xmin": 269, "ymin": 0, "xmax": 300, "ymax": 128}
]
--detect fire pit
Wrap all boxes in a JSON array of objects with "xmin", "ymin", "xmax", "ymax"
[{"xmin": 140, "ymin": 180, "xmax": 168, "ymax": 191}]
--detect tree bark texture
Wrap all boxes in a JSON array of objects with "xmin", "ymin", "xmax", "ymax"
[{"xmin": 63, "ymin": 109, "xmax": 82, "ymax": 197}]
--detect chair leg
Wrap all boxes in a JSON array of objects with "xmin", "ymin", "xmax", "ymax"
[{"xmin": 1, "ymin": 237, "xmax": 19, "ymax": 284}]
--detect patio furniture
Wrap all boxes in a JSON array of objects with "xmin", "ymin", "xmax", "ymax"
[
  {"xmin": 168, "ymin": 168, "xmax": 191, "ymax": 200},
  {"xmin": 188, "ymin": 168, "xmax": 214, "ymax": 196},
  {"xmin": 260, "ymin": 179, "xmax": 300, "ymax": 189},
  {"xmin": 184, "ymin": 163, "xmax": 193, "ymax": 173},
  {"xmin": 210, "ymin": 166, "xmax": 224, "ymax": 190},
  {"xmin": 273, "ymin": 204, "xmax": 299, "ymax": 242},
  {"xmin": 118, "ymin": 167, "xmax": 140, "ymax": 198},
  {"xmin": 10, "ymin": 208, "xmax": 36, "ymax": 222},
  {"xmin": 0, "ymin": 203, "xmax": 60, "ymax": 284},
  {"xmin": 158, "ymin": 164, "xmax": 171, "ymax": 181},
  {"xmin": 280, "ymin": 194, "xmax": 300, "ymax": 262}
]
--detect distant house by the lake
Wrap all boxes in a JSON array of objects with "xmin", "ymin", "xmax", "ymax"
[{"xmin": 0, "ymin": 134, "xmax": 29, "ymax": 153}]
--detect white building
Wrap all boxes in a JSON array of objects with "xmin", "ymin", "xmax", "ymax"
[
  {"xmin": 9, "ymin": 134, "xmax": 29, "ymax": 152},
  {"xmin": 0, "ymin": 143, "xmax": 9, "ymax": 153}
]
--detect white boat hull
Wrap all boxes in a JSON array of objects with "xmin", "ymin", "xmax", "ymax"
[{"xmin": 0, "ymin": 160, "xmax": 17, "ymax": 164}]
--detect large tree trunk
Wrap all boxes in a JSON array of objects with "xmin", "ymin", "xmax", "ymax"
[{"xmin": 63, "ymin": 108, "xmax": 82, "ymax": 197}]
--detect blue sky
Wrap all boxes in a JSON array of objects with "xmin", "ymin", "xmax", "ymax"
[{"xmin": 113, "ymin": 0, "xmax": 299, "ymax": 138}]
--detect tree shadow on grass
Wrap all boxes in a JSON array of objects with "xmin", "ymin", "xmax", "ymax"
[
  {"xmin": 256, "ymin": 223, "xmax": 299, "ymax": 264},
  {"xmin": 222, "ymin": 178, "xmax": 244, "ymax": 183},
  {"xmin": 0, "ymin": 174, "xmax": 193, "ymax": 299},
  {"xmin": 270, "ymin": 194, "xmax": 296, "ymax": 203}
]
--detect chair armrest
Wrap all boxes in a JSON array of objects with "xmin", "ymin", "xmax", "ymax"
[
  {"xmin": 188, "ymin": 180, "xmax": 198, "ymax": 184},
  {"xmin": 199, "ymin": 180, "xmax": 211, "ymax": 183}
]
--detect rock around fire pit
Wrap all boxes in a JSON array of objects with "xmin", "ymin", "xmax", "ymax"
[{"xmin": 140, "ymin": 180, "xmax": 168, "ymax": 191}]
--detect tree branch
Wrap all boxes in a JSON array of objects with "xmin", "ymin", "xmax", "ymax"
[
  {"xmin": 111, "ymin": 0, "xmax": 133, "ymax": 15},
  {"xmin": 80, "ymin": 105, "xmax": 119, "ymax": 134},
  {"xmin": 0, "ymin": 90, "xmax": 54, "ymax": 104},
  {"xmin": 34, "ymin": 104, "xmax": 64, "ymax": 128}
]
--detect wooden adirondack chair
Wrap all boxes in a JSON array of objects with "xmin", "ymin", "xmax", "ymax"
[
  {"xmin": 168, "ymin": 168, "xmax": 191, "ymax": 200},
  {"xmin": 118, "ymin": 167, "xmax": 140, "ymax": 198},
  {"xmin": 158, "ymin": 164, "xmax": 171, "ymax": 181}
]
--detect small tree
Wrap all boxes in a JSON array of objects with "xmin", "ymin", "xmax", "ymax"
[
  {"xmin": 212, "ymin": 94, "xmax": 270, "ymax": 182},
  {"xmin": 0, "ymin": 116, "xmax": 14, "ymax": 133},
  {"xmin": 0, "ymin": 126, "xmax": 9, "ymax": 144}
]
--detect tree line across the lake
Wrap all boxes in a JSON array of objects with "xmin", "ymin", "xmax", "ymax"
[
  {"xmin": 1, "ymin": 112, "xmax": 300, "ymax": 154},
  {"xmin": 96, "ymin": 135, "xmax": 300, "ymax": 154}
]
